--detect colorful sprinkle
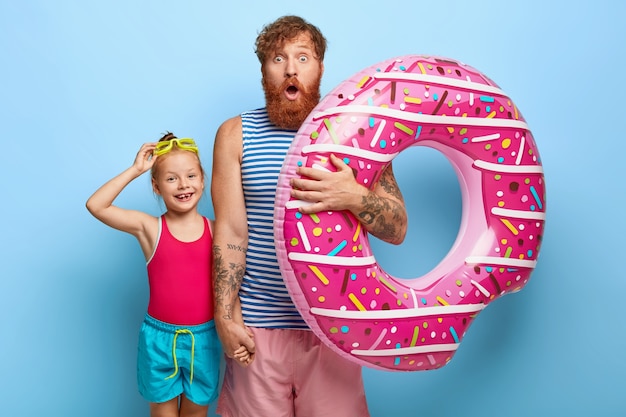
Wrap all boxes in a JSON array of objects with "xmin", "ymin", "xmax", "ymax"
[
  {"xmin": 530, "ymin": 185, "xmax": 543, "ymax": 209},
  {"xmin": 394, "ymin": 121, "xmax": 414, "ymax": 135},
  {"xmin": 356, "ymin": 76, "xmax": 371, "ymax": 88},
  {"xmin": 348, "ymin": 293, "xmax": 366, "ymax": 311},
  {"xmin": 308, "ymin": 265, "xmax": 329, "ymax": 285},
  {"xmin": 323, "ymin": 118, "xmax": 339, "ymax": 144},
  {"xmin": 501, "ymin": 219, "xmax": 519, "ymax": 235},
  {"xmin": 449, "ymin": 326, "xmax": 459, "ymax": 343},
  {"xmin": 327, "ymin": 240, "xmax": 347, "ymax": 256}
]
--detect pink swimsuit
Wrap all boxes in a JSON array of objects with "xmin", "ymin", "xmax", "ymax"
[{"xmin": 147, "ymin": 216, "xmax": 213, "ymax": 325}]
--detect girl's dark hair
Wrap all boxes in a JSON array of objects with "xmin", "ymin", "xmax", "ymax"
[
  {"xmin": 255, "ymin": 15, "xmax": 327, "ymax": 64},
  {"xmin": 158, "ymin": 131, "xmax": 177, "ymax": 142}
]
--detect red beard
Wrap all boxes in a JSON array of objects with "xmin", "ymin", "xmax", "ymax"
[{"xmin": 262, "ymin": 75, "xmax": 321, "ymax": 130}]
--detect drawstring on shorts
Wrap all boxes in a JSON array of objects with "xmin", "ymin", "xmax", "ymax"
[{"xmin": 164, "ymin": 329, "xmax": 195, "ymax": 384}]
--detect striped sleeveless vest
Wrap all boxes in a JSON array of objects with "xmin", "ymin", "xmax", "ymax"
[{"xmin": 239, "ymin": 108, "xmax": 307, "ymax": 329}]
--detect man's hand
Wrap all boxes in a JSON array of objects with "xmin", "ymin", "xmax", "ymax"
[
  {"xmin": 289, "ymin": 153, "xmax": 407, "ymax": 245},
  {"xmin": 216, "ymin": 321, "xmax": 256, "ymax": 367},
  {"xmin": 290, "ymin": 154, "xmax": 365, "ymax": 214}
]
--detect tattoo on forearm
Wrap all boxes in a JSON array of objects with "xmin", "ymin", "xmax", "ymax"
[
  {"xmin": 212, "ymin": 245, "xmax": 246, "ymax": 320},
  {"xmin": 356, "ymin": 166, "xmax": 407, "ymax": 242},
  {"xmin": 378, "ymin": 167, "xmax": 404, "ymax": 201},
  {"xmin": 227, "ymin": 243, "xmax": 247, "ymax": 253},
  {"xmin": 223, "ymin": 303, "xmax": 233, "ymax": 320},
  {"xmin": 357, "ymin": 193, "xmax": 406, "ymax": 243}
]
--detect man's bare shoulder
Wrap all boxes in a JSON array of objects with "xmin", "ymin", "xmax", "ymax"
[
  {"xmin": 214, "ymin": 115, "xmax": 243, "ymax": 159},
  {"xmin": 216, "ymin": 115, "xmax": 243, "ymax": 141}
]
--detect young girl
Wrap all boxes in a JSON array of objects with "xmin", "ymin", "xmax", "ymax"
[{"xmin": 86, "ymin": 133, "xmax": 249, "ymax": 417}]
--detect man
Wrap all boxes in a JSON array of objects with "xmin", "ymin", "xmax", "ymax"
[{"xmin": 211, "ymin": 15, "xmax": 407, "ymax": 417}]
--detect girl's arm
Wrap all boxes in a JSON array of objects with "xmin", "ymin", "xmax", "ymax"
[{"xmin": 86, "ymin": 143, "xmax": 159, "ymax": 259}]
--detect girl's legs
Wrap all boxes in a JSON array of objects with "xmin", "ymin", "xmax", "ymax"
[
  {"xmin": 149, "ymin": 396, "xmax": 209, "ymax": 417},
  {"xmin": 149, "ymin": 397, "xmax": 179, "ymax": 417},
  {"xmin": 179, "ymin": 395, "xmax": 209, "ymax": 417}
]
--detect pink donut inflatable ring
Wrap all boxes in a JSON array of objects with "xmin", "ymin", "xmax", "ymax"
[{"xmin": 274, "ymin": 55, "xmax": 546, "ymax": 372}]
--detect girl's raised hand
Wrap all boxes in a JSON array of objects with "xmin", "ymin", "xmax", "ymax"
[{"xmin": 132, "ymin": 142, "xmax": 158, "ymax": 174}]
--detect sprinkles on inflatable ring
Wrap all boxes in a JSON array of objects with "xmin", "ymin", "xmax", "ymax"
[{"xmin": 274, "ymin": 55, "xmax": 546, "ymax": 372}]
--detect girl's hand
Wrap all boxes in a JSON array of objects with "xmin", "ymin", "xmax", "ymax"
[
  {"xmin": 132, "ymin": 143, "xmax": 158, "ymax": 174},
  {"xmin": 233, "ymin": 345, "xmax": 254, "ymax": 366}
]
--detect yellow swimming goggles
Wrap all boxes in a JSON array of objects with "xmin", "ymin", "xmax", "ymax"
[{"xmin": 154, "ymin": 138, "xmax": 199, "ymax": 156}]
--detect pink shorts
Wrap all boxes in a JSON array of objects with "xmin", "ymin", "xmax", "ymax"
[{"xmin": 216, "ymin": 327, "xmax": 370, "ymax": 417}]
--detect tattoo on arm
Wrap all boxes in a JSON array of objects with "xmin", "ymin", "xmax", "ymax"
[
  {"xmin": 358, "ymin": 194, "xmax": 399, "ymax": 241},
  {"xmin": 357, "ymin": 167, "xmax": 407, "ymax": 243},
  {"xmin": 378, "ymin": 167, "xmax": 404, "ymax": 201},
  {"xmin": 223, "ymin": 303, "xmax": 233, "ymax": 320},
  {"xmin": 212, "ymin": 245, "xmax": 246, "ymax": 321},
  {"xmin": 226, "ymin": 243, "xmax": 247, "ymax": 253}
]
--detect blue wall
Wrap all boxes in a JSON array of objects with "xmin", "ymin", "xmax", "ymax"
[{"xmin": 1, "ymin": 1, "xmax": 624, "ymax": 416}]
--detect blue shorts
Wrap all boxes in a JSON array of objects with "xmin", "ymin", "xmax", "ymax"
[{"xmin": 137, "ymin": 315, "xmax": 221, "ymax": 406}]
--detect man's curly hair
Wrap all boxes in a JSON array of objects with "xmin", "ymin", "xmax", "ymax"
[{"xmin": 254, "ymin": 15, "xmax": 327, "ymax": 64}]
